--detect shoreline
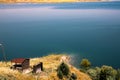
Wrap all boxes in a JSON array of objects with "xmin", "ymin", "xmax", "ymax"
[
  {"xmin": 0, "ymin": 1, "xmax": 118, "ymax": 4},
  {"xmin": 0, "ymin": 0, "xmax": 105, "ymax": 4}
]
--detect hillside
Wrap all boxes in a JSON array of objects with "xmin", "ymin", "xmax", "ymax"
[{"xmin": 0, "ymin": 54, "xmax": 92, "ymax": 80}]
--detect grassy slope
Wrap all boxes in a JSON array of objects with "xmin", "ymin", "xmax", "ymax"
[{"xmin": 0, "ymin": 54, "xmax": 91, "ymax": 80}]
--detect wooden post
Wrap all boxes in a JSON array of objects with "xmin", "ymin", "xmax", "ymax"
[
  {"xmin": 0, "ymin": 44, "xmax": 7, "ymax": 61},
  {"xmin": 40, "ymin": 62, "xmax": 43, "ymax": 71}
]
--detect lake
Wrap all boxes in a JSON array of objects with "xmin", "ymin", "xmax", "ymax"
[{"xmin": 0, "ymin": 2, "xmax": 120, "ymax": 68}]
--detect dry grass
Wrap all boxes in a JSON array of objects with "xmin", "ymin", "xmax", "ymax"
[
  {"xmin": 30, "ymin": 54, "xmax": 64, "ymax": 69},
  {"xmin": 0, "ymin": 67, "xmax": 35, "ymax": 80},
  {"xmin": 0, "ymin": 54, "xmax": 91, "ymax": 80}
]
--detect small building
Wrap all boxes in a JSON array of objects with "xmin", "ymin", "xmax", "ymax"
[
  {"xmin": 11, "ymin": 58, "xmax": 30, "ymax": 70},
  {"xmin": 32, "ymin": 62, "xmax": 43, "ymax": 73}
]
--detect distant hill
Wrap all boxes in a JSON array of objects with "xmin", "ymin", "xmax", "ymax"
[{"xmin": 0, "ymin": 0, "xmax": 102, "ymax": 3}]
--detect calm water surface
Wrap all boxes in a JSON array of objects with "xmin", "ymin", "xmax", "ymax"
[{"xmin": 0, "ymin": 2, "xmax": 120, "ymax": 68}]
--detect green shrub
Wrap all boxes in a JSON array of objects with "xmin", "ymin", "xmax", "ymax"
[
  {"xmin": 57, "ymin": 70, "xmax": 63, "ymax": 79},
  {"xmin": 87, "ymin": 68, "xmax": 100, "ymax": 80},
  {"xmin": 80, "ymin": 59, "xmax": 91, "ymax": 68},
  {"xmin": 116, "ymin": 69, "xmax": 120, "ymax": 80},
  {"xmin": 59, "ymin": 62, "xmax": 70, "ymax": 76},
  {"xmin": 99, "ymin": 65, "xmax": 117, "ymax": 80},
  {"xmin": 57, "ymin": 62, "xmax": 70, "ymax": 79}
]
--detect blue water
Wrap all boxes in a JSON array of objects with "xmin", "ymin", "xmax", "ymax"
[{"xmin": 0, "ymin": 2, "xmax": 120, "ymax": 68}]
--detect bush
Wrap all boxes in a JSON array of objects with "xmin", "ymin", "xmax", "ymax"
[
  {"xmin": 116, "ymin": 69, "xmax": 120, "ymax": 80},
  {"xmin": 59, "ymin": 62, "xmax": 70, "ymax": 76},
  {"xmin": 87, "ymin": 68, "xmax": 100, "ymax": 80},
  {"xmin": 57, "ymin": 62, "xmax": 70, "ymax": 79},
  {"xmin": 99, "ymin": 65, "xmax": 117, "ymax": 80},
  {"xmin": 57, "ymin": 70, "xmax": 63, "ymax": 79},
  {"xmin": 80, "ymin": 59, "xmax": 91, "ymax": 70}
]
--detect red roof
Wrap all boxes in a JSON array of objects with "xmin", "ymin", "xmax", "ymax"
[{"xmin": 11, "ymin": 58, "xmax": 26, "ymax": 63}]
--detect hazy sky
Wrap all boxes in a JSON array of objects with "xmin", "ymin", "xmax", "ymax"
[{"xmin": 102, "ymin": 0, "xmax": 120, "ymax": 1}]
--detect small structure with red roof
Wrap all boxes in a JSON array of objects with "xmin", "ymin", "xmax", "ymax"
[{"xmin": 11, "ymin": 58, "xmax": 30, "ymax": 70}]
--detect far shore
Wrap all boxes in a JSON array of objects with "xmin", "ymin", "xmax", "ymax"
[{"xmin": 0, "ymin": 0, "xmax": 107, "ymax": 4}]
